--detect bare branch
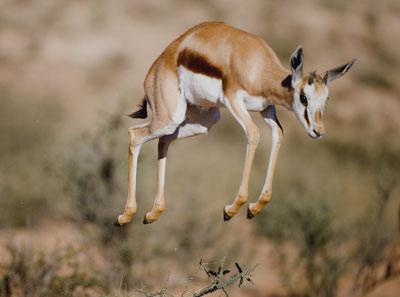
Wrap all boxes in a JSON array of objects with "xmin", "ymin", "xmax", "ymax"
[
  {"xmin": 192, "ymin": 264, "xmax": 258, "ymax": 297},
  {"xmin": 134, "ymin": 261, "xmax": 258, "ymax": 297}
]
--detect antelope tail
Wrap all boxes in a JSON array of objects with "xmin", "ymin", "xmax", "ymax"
[{"xmin": 128, "ymin": 96, "xmax": 148, "ymax": 119}]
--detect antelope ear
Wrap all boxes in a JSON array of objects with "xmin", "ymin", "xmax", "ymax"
[
  {"xmin": 323, "ymin": 59, "xmax": 356, "ymax": 84},
  {"xmin": 290, "ymin": 46, "xmax": 304, "ymax": 85}
]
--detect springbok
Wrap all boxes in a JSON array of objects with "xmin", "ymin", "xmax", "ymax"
[{"xmin": 115, "ymin": 21, "xmax": 355, "ymax": 226}]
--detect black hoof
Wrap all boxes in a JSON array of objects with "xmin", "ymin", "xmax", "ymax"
[
  {"xmin": 143, "ymin": 215, "xmax": 151, "ymax": 225},
  {"xmin": 247, "ymin": 207, "xmax": 255, "ymax": 219},
  {"xmin": 114, "ymin": 218, "xmax": 123, "ymax": 227},
  {"xmin": 223, "ymin": 208, "xmax": 232, "ymax": 221}
]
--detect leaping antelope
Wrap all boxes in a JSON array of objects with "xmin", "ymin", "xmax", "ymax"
[{"xmin": 115, "ymin": 21, "xmax": 355, "ymax": 226}]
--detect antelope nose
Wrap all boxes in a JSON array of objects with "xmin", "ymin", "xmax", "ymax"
[{"xmin": 313, "ymin": 127, "xmax": 325, "ymax": 137}]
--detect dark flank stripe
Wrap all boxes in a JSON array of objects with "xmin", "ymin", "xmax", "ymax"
[{"xmin": 177, "ymin": 49, "xmax": 223, "ymax": 79}]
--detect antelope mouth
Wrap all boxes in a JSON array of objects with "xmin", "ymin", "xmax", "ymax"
[{"xmin": 308, "ymin": 129, "xmax": 322, "ymax": 139}]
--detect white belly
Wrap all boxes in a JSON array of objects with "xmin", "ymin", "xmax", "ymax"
[
  {"xmin": 178, "ymin": 66, "xmax": 269, "ymax": 111},
  {"xmin": 178, "ymin": 66, "xmax": 223, "ymax": 108}
]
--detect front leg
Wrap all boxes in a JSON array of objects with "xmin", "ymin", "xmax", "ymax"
[
  {"xmin": 223, "ymin": 92, "xmax": 260, "ymax": 221},
  {"xmin": 247, "ymin": 105, "xmax": 283, "ymax": 219}
]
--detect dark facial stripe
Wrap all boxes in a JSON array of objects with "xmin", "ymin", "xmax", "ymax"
[
  {"xmin": 304, "ymin": 109, "xmax": 310, "ymax": 126},
  {"xmin": 177, "ymin": 49, "xmax": 223, "ymax": 79}
]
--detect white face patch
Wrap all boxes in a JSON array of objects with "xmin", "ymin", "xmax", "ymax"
[
  {"xmin": 303, "ymin": 83, "xmax": 328, "ymax": 116},
  {"xmin": 292, "ymin": 82, "xmax": 329, "ymax": 139},
  {"xmin": 178, "ymin": 66, "xmax": 223, "ymax": 108}
]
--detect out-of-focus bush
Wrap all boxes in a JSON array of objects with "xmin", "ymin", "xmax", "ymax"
[
  {"xmin": 62, "ymin": 110, "xmax": 247, "ymax": 289},
  {"xmin": 0, "ymin": 243, "xmax": 108, "ymax": 297},
  {"xmin": 257, "ymin": 138, "xmax": 400, "ymax": 297},
  {"xmin": 0, "ymin": 90, "xmax": 64, "ymax": 227},
  {"xmin": 259, "ymin": 189, "xmax": 346, "ymax": 297}
]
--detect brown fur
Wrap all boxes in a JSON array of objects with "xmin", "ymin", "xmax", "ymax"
[
  {"xmin": 315, "ymin": 110, "xmax": 322, "ymax": 125},
  {"xmin": 144, "ymin": 21, "xmax": 294, "ymax": 132},
  {"xmin": 118, "ymin": 22, "xmax": 296, "ymax": 225}
]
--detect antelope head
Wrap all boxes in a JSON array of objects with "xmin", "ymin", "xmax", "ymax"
[{"xmin": 289, "ymin": 46, "xmax": 355, "ymax": 139}]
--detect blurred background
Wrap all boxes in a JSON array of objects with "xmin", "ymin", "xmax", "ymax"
[{"xmin": 0, "ymin": 0, "xmax": 399, "ymax": 296}]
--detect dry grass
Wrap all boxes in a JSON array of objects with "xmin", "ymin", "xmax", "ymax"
[{"xmin": 0, "ymin": 243, "xmax": 108, "ymax": 297}]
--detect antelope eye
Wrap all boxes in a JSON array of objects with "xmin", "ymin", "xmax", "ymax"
[{"xmin": 300, "ymin": 94, "xmax": 308, "ymax": 106}]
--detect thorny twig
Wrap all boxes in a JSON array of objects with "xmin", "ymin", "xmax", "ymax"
[
  {"xmin": 193, "ymin": 260, "xmax": 258, "ymax": 297},
  {"xmin": 135, "ymin": 261, "xmax": 258, "ymax": 297}
]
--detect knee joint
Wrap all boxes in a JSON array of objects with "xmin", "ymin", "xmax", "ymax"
[
  {"xmin": 128, "ymin": 128, "xmax": 141, "ymax": 146},
  {"xmin": 247, "ymin": 128, "xmax": 260, "ymax": 146},
  {"xmin": 154, "ymin": 123, "xmax": 179, "ymax": 138}
]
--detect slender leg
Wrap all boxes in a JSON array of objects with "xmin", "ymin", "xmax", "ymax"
[
  {"xmin": 115, "ymin": 123, "xmax": 156, "ymax": 226},
  {"xmin": 223, "ymin": 93, "xmax": 260, "ymax": 221},
  {"xmin": 247, "ymin": 105, "xmax": 283, "ymax": 219},
  {"xmin": 118, "ymin": 65, "xmax": 186, "ymax": 226},
  {"xmin": 143, "ymin": 107, "xmax": 220, "ymax": 224},
  {"xmin": 143, "ymin": 137, "xmax": 170, "ymax": 224}
]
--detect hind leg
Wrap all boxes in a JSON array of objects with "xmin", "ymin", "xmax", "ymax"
[
  {"xmin": 115, "ymin": 123, "xmax": 156, "ymax": 226},
  {"xmin": 143, "ymin": 107, "xmax": 220, "ymax": 224},
  {"xmin": 116, "ymin": 97, "xmax": 186, "ymax": 226},
  {"xmin": 115, "ymin": 117, "xmax": 184, "ymax": 226}
]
